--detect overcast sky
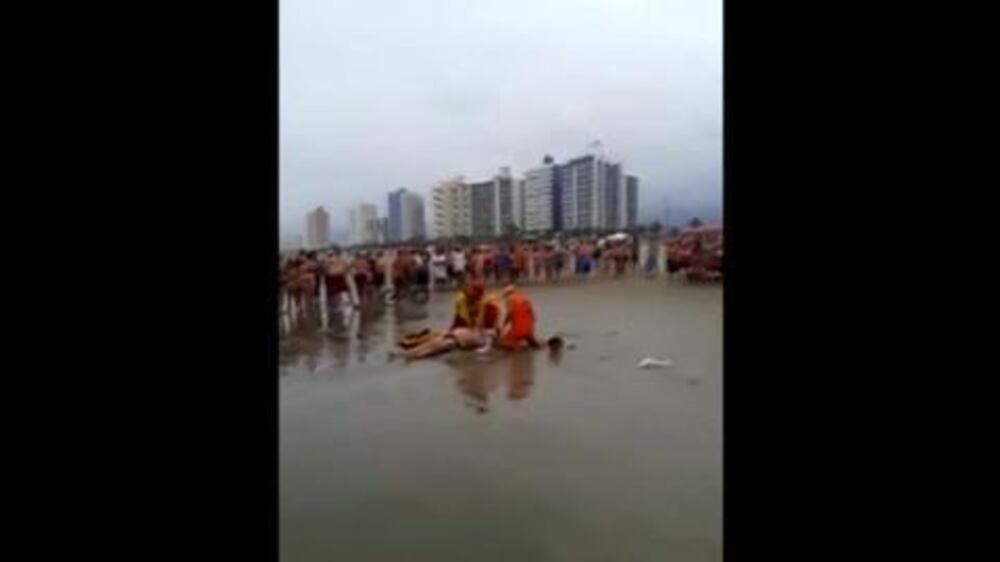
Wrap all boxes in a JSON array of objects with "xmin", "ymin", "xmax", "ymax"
[{"xmin": 280, "ymin": 0, "xmax": 721, "ymax": 240}]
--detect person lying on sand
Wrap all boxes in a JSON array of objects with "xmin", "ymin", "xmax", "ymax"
[
  {"xmin": 395, "ymin": 278, "xmax": 503, "ymax": 350},
  {"xmin": 389, "ymin": 327, "xmax": 496, "ymax": 361},
  {"xmin": 390, "ymin": 327, "xmax": 564, "ymax": 362}
]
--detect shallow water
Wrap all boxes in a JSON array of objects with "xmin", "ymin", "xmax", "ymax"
[{"xmin": 280, "ymin": 277, "xmax": 722, "ymax": 562}]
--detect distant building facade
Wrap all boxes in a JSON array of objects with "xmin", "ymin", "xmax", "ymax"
[
  {"xmin": 387, "ymin": 189, "xmax": 404, "ymax": 241},
  {"xmin": 496, "ymin": 167, "xmax": 520, "ymax": 233},
  {"xmin": 431, "ymin": 177, "xmax": 471, "ymax": 239},
  {"xmin": 349, "ymin": 203, "xmax": 380, "ymax": 245},
  {"xmin": 387, "ymin": 188, "xmax": 426, "ymax": 241},
  {"xmin": 464, "ymin": 167, "xmax": 521, "ymax": 238},
  {"xmin": 305, "ymin": 206, "xmax": 330, "ymax": 249},
  {"xmin": 603, "ymin": 162, "xmax": 623, "ymax": 230},
  {"xmin": 378, "ymin": 217, "xmax": 389, "ymax": 242},
  {"xmin": 555, "ymin": 152, "xmax": 639, "ymax": 231},
  {"xmin": 406, "ymin": 191, "xmax": 426, "ymax": 240},
  {"xmin": 418, "ymin": 149, "xmax": 638, "ymax": 239},
  {"xmin": 625, "ymin": 175, "xmax": 639, "ymax": 228},
  {"xmin": 468, "ymin": 179, "xmax": 496, "ymax": 238},
  {"xmin": 522, "ymin": 158, "xmax": 558, "ymax": 232}
]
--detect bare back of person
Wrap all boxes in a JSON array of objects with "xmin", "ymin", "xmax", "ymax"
[{"xmin": 390, "ymin": 327, "xmax": 490, "ymax": 361}]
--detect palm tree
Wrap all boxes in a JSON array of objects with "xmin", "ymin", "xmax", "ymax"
[
  {"xmin": 649, "ymin": 221, "xmax": 663, "ymax": 235},
  {"xmin": 688, "ymin": 217, "xmax": 703, "ymax": 228}
]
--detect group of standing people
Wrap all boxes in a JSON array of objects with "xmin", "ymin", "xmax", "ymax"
[
  {"xmin": 279, "ymin": 246, "xmax": 430, "ymax": 313},
  {"xmin": 451, "ymin": 239, "xmax": 640, "ymax": 284},
  {"xmin": 279, "ymin": 235, "xmax": 672, "ymax": 315}
]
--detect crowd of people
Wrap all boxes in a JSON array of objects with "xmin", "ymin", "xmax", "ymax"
[
  {"xmin": 279, "ymin": 230, "xmax": 721, "ymax": 365},
  {"xmin": 279, "ymin": 235, "xmax": 649, "ymax": 313}
]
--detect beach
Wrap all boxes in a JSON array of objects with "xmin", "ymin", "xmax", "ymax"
[{"xmin": 280, "ymin": 277, "xmax": 722, "ymax": 562}]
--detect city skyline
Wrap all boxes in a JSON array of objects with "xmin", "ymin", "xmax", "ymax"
[
  {"xmin": 294, "ymin": 150, "xmax": 642, "ymax": 248},
  {"xmin": 280, "ymin": 0, "xmax": 722, "ymax": 240}
]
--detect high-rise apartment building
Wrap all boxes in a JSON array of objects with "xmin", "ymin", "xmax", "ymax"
[
  {"xmin": 468, "ymin": 179, "xmax": 496, "ymax": 238},
  {"xmin": 557, "ymin": 155, "xmax": 601, "ymax": 230},
  {"xmin": 555, "ymin": 153, "xmax": 639, "ymax": 231},
  {"xmin": 406, "ymin": 192, "xmax": 426, "ymax": 240},
  {"xmin": 465, "ymin": 167, "xmax": 521, "ymax": 238},
  {"xmin": 387, "ymin": 189, "xmax": 404, "ymax": 241},
  {"xmin": 518, "ymin": 178, "xmax": 527, "ymax": 232},
  {"xmin": 422, "ymin": 150, "xmax": 638, "ymax": 238},
  {"xmin": 496, "ymin": 167, "xmax": 520, "ymax": 233},
  {"xmin": 349, "ymin": 203, "xmax": 379, "ymax": 245},
  {"xmin": 379, "ymin": 217, "xmax": 389, "ymax": 242},
  {"xmin": 522, "ymin": 157, "xmax": 558, "ymax": 232},
  {"xmin": 431, "ymin": 177, "xmax": 471, "ymax": 239},
  {"xmin": 387, "ymin": 188, "xmax": 426, "ymax": 242},
  {"xmin": 625, "ymin": 175, "xmax": 639, "ymax": 228},
  {"xmin": 603, "ymin": 162, "xmax": 623, "ymax": 230},
  {"xmin": 306, "ymin": 206, "xmax": 330, "ymax": 249}
]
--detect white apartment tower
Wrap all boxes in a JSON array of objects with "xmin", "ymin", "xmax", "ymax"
[
  {"xmin": 522, "ymin": 156, "xmax": 557, "ymax": 232},
  {"xmin": 556, "ymin": 152, "xmax": 638, "ymax": 231},
  {"xmin": 431, "ymin": 177, "xmax": 471, "ymax": 238},
  {"xmin": 349, "ymin": 203, "xmax": 380, "ymax": 245}
]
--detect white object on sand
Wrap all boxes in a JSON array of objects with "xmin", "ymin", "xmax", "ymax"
[{"xmin": 638, "ymin": 357, "xmax": 673, "ymax": 369}]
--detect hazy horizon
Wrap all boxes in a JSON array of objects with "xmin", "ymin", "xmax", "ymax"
[{"xmin": 280, "ymin": 0, "xmax": 722, "ymax": 241}]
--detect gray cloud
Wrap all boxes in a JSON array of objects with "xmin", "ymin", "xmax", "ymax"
[{"xmin": 281, "ymin": 0, "xmax": 721, "ymax": 239}]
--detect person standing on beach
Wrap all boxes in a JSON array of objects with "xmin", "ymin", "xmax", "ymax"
[
  {"xmin": 314, "ymin": 251, "xmax": 327, "ymax": 295},
  {"xmin": 431, "ymin": 247, "xmax": 449, "ymax": 290},
  {"xmin": 292, "ymin": 255, "xmax": 314, "ymax": 310},
  {"xmin": 411, "ymin": 250, "xmax": 430, "ymax": 296},
  {"xmin": 508, "ymin": 244, "xmax": 521, "ymax": 282},
  {"xmin": 472, "ymin": 248, "xmax": 485, "ymax": 280},
  {"xmin": 323, "ymin": 248, "xmax": 351, "ymax": 309},
  {"xmin": 286, "ymin": 257, "xmax": 304, "ymax": 311},
  {"xmin": 376, "ymin": 250, "xmax": 394, "ymax": 296},
  {"xmin": 496, "ymin": 246, "xmax": 511, "ymax": 284},
  {"xmin": 557, "ymin": 244, "xmax": 567, "ymax": 281},
  {"xmin": 444, "ymin": 246, "xmax": 456, "ymax": 287},
  {"xmin": 515, "ymin": 244, "xmax": 529, "ymax": 282},
  {"xmin": 368, "ymin": 252, "xmax": 385, "ymax": 299},
  {"xmin": 614, "ymin": 243, "xmax": 628, "ymax": 276},
  {"xmin": 391, "ymin": 248, "xmax": 410, "ymax": 300},
  {"xmin": 532, "ymin": 244, "xmax": 546, "ymax": 283},
  {"xmin": 575, "ymin": 241, "xmax": 590, "ymax": 277},
  {"xmin": 553, "ymin": 244, "xmax": 566, "ymax": 280},
  {"xmin": 351, "ymin": 252, "xmax": 371, "ymax": 306},
  {"xmin": 631, "ymin": 235, "xmax": 641, "ymax": 274},
  {"xmin": 600, "ymin": 242, "xmax": 613, "ymax": 277},
  {"xmin": 483, "ymin": 247, "xmax": 496, "ymax": 284},
  {"xmin": 450, "ymin": 246, "xmax": 467, "ymax": 287},
  {"xmin": 543, "ymin": 244, "xmax": 556, "ymax": 282},
  {"xmin": 591, "ymin": 241, "xmax": 603, "ymax": 277}
]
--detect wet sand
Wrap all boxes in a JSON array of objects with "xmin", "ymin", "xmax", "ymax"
[{"xmin": 280, "ymin": 277, "xmax": 722, "ymax": 562}]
